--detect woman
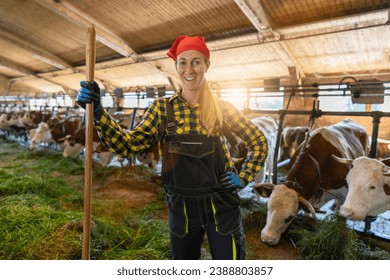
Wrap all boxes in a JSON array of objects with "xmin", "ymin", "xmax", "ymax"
[{"xmin": 76, "ymin": 35, "xmax": 268, "ymax": 260}]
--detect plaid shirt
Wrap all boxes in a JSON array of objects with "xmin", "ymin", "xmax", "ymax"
[{"xmin": 94, "ymin": 91, "xmax": 268, "ymax": 183}]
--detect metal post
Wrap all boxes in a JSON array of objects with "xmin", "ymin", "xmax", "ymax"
[{"xmin": 368, "ymin": 111, "xmax": 382, "ymax": 158}]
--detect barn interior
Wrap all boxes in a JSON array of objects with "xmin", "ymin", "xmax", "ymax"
[
  {"xmin": 0, "ymin": 0, "xmax": 389, "ymax": 262},
  {"xmin": 0, "ymin": 0, "xmax": 390, "ymax": 141}
]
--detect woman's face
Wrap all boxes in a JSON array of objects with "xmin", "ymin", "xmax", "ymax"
[{"xmin": 176, "ymin": 50, "xmax": 210, "ymax": 92}]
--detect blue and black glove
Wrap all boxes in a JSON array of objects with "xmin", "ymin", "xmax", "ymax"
[
  {"xmin": 76, "ymin": 80, "xmax": 103, "ymax": 119},
  {"xmin": 219, "ymin": 171, "xmax": 247, "ymax": 190}
]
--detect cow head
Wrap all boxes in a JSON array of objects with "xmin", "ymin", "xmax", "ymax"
[
  {"xmin": 335, "ymin": 156, "xmax": 390, "ymax": 220},
  {"xmin": 253, "ymin": 183, "xmax": 316, "ymax": 246},
  {"xmin": 62, "ymin": 136, "xmax": 84, "ymax": 158},
  {"xmin": 29, "ymin": 122, "xmax": 52, "ymax": 150}
]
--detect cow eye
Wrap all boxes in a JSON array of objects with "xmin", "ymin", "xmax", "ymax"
[
  {"xmin": 285, "ymin": 215, "xmax": 295, "ymax": 223},
  {"xmin": 369, "ymin": 185, "xmax": 376, "ymax": 190}
]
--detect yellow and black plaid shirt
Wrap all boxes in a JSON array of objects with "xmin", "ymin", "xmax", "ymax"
[{"xmin": 95, "ymin": 91, "xmax": 268, "ymax": 183}]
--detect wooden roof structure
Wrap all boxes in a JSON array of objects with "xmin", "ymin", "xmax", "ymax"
[{"xmin": 0, "ymin": 0, "xmax": 389, "ymax": 97}]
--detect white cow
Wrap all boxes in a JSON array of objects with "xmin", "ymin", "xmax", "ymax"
[
  {"xmin": 251, "ymin": 116, "xmax": 278, "ymax": 183},
  {"xmin": 334, "ymin": 156, "xmax": 390, "ymax": 220},
  {"xmin": 230, "ymin": 116, "xmax": 278, "ymax": 184},
  {"xmin": 29, "ymin": 122, "xmax": 53, "ymax": 150}
]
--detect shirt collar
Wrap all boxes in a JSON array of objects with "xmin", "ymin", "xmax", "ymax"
[
  {"xmin": 168, "ymin": 89, "xmax": 199, "ymax": 108},
  {"xmin": 168, "ymin": 89, "xmax": 181, "ymax": 103}
]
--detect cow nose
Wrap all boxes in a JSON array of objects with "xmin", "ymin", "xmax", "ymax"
[
  {"xmin": 340, "ymin": 206, "xmax": 353, "ymax": 218},
  {"xmin": 261, "ymin": 231, "xmax": 279, "ymax": 246}
]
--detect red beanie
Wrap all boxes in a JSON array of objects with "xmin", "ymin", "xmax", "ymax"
[{"xmin": 167, "ymin": 35, "xmax": 210, "ymax": 61}]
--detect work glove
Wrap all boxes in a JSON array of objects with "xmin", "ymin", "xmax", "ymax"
[
  {"xmin": 76, "ymin": 80, "xmax": 103, "ymax": 119},
  {"xmin": 219, "ymin": 171, "xmax": 247, "ymax": 190}
]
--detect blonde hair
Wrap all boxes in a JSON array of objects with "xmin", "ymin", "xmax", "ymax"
[{"xmin": 199, "ymin": 80, "xmax": 223, "ymax": 136}]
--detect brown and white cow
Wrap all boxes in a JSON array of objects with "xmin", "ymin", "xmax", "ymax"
[
  {"xmin": 136, "ymin": 141, "xmax": 160, "ymax": 170},
  {"xmin": 253, "ymin": 119, "xmax": 369, "ymax": 245},
  {"xmin": 59, "ymin": 125, "xmax": 114, "ymax": 167},
  {"xmin": 0, "ymin": 113, "xmax": 11, "ymax": 133},
  {"xmin": 373, "ymin": 138, "xmax": 390, "ymax": 159},
  {"xmin": 280, "ymin": 126, "xmax": 309, "ymax": 160},
  {"xmin": 333, "ymin": 156, "xmax": 390, "ymax": 220},
  {"xmin": 61, "ymin": 126, "xmax": 100, "ymax": 158}
]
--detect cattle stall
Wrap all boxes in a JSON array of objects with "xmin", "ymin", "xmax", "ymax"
[{"xmin": 238, "ymin": 84, "xmax": 390, "ymax": 248}]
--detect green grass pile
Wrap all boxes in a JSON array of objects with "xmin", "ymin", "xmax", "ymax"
[
  {"xmin": 241, "ymin": 197, "xmax": 268, "ymax": 231},
  {"xmin": 0, "ymin": 138, "xmax": 170, "ymax": 260},
  {"xmin": 289, "ymin": 214, "xmax": 390, "ymax": 260}
]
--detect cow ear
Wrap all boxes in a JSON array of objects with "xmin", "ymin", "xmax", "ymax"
[{"xmin": 252, "ymin": 183, "xmax": 274, "ymax": 197}]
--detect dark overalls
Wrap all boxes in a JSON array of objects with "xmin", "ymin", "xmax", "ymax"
[{"xmin": 160, "ymin": 101, "xmax": 245, "ymax": 260}]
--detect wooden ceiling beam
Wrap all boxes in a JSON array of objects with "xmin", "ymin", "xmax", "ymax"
[
  {"xmin": 235, "ymin": 0, "xmax": 304, "ymax": 77},
  {"xmin": 279, "ymin": 10, "xmax": 389, "ymax": 40},
  {"xmin": 0, "ymin": 28, "xmax": 72, "ymax": 70},
  {"xmin": 234, "ymin": 0, "xmax": 278, "ymax": 29},
  {"xmin": 33, "ymin": 0, "xmax": 176, "ymax": 88},
  {"xmin": 34, "ymin": 0, "xmax": 138, "ymax": 60},
  {"xmin": 0, "ymin": 57, "xmax": 34, "ymax": 76}
]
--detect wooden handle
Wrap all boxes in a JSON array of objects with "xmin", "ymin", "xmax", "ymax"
[{"xmin": 82, "ymin": 25, "xmax": 96, "ymax": 260}]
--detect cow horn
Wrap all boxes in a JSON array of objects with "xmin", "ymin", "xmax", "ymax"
[
  {"xmin": 252, "ymin": 183, "xmax": 274, "ymax": 197},
  {"xmin": 332, "ymin": 154, "xmax": 353, "ymax": 165},
  {"xmin": 298, "ymin": 196, "xmax": 317, "ymax": 220},
  {"xmin": 57, "ymin": 135, "xmax": 71, "ymax": 142}
]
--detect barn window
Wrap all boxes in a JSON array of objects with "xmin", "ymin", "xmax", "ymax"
[
  {"xmin": 56, "ymin": 95, "xmax": 73, "ymax": 107},
  {"xmin": 317, "ymin": 83, "xmax": 390, "ymax": 112},
  {"xmin": 218, "ymin": 87, "xmax": 283, "ymax": 110},
  {"xmin": 219, "ymin": 88, "xmax": 246, "ymax": 109},
  {"xmin": 101, "ymin": 93, "xmax": 114, "ymax": 108},
  {"xmin": 249, "ymin": 88, "xmax": 283, "ymax": 110},
  {"xmin": 122, "ymin": 90, "xmax": 175, "ymax": 108}
]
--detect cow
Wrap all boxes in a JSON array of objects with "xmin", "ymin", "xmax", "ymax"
[
  {"xmin": 31, "ymin": 111, "xmax": 52, "ymax": 127},
  {"xmin": 28, "ymin": 116, "xmax": 81, "ymax": 150},
  {"xmin": 333, "ymin": 156, "xmax": 390, "ymax": 220},
  {"xmin": 29, "ymin": 122, "xmax": 53, "ymax": 150},
  {"xmin": 251, "ymin": 116, "xmax": 278, "ymax": 183},
  {"xmin": 373, "ymin": 137, "xmax": 390, "ymax": 159},
  {"xmin": 0, "ymin": 113, "xmax": 12, "ymax": 134},
  {"xmin": 94, "ymin": 143, "xmax": 115, "ymax": 167},
  {"xmin": 61, "ymin": 126, "xmax": 118, "ymax": 167},
  {"xmin": 280, "ymin": 126, "xmax": 309, "ymax": 160},
  {"xmin": 253, "ymin": 119, "xmax": 369, "ymax": 245},
  {"xmin": 135, "ymin": 141, "xmax": 160, "ymax": 170},
  {"xmin": 7, "ymin": 112, "xmax": 29, "ymax": 141},
  {"xmin": 21, "ymin": 111, "xmax": 37, "ymax": 129},
  {"xmin": 48, "ymin": 117, "xmax": 82, "ymax": 143},
  {"xmin": 230, "ymin": 115, "xmax": 278, "ymax": 184},
  {"xmin": 61, "ymin": 126, "xmax": 100, "ymax": 158}
]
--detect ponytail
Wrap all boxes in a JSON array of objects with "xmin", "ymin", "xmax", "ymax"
[{"xmin": 199, "ymin": 80, "xmax": 223, "ymax": 136}]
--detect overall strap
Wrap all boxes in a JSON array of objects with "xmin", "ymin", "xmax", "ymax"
[
  {"xmin": 157, "ymin": 98, "xmax": 175, "ymax": 141},
  {"xmin": 221, "ymin": 122, "xmax": 238, "ymax": 147}
]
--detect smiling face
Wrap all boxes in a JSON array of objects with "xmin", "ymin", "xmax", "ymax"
[{"xmin": 176, "ymin": 50, "xmax": 210, "ymax": 96}]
